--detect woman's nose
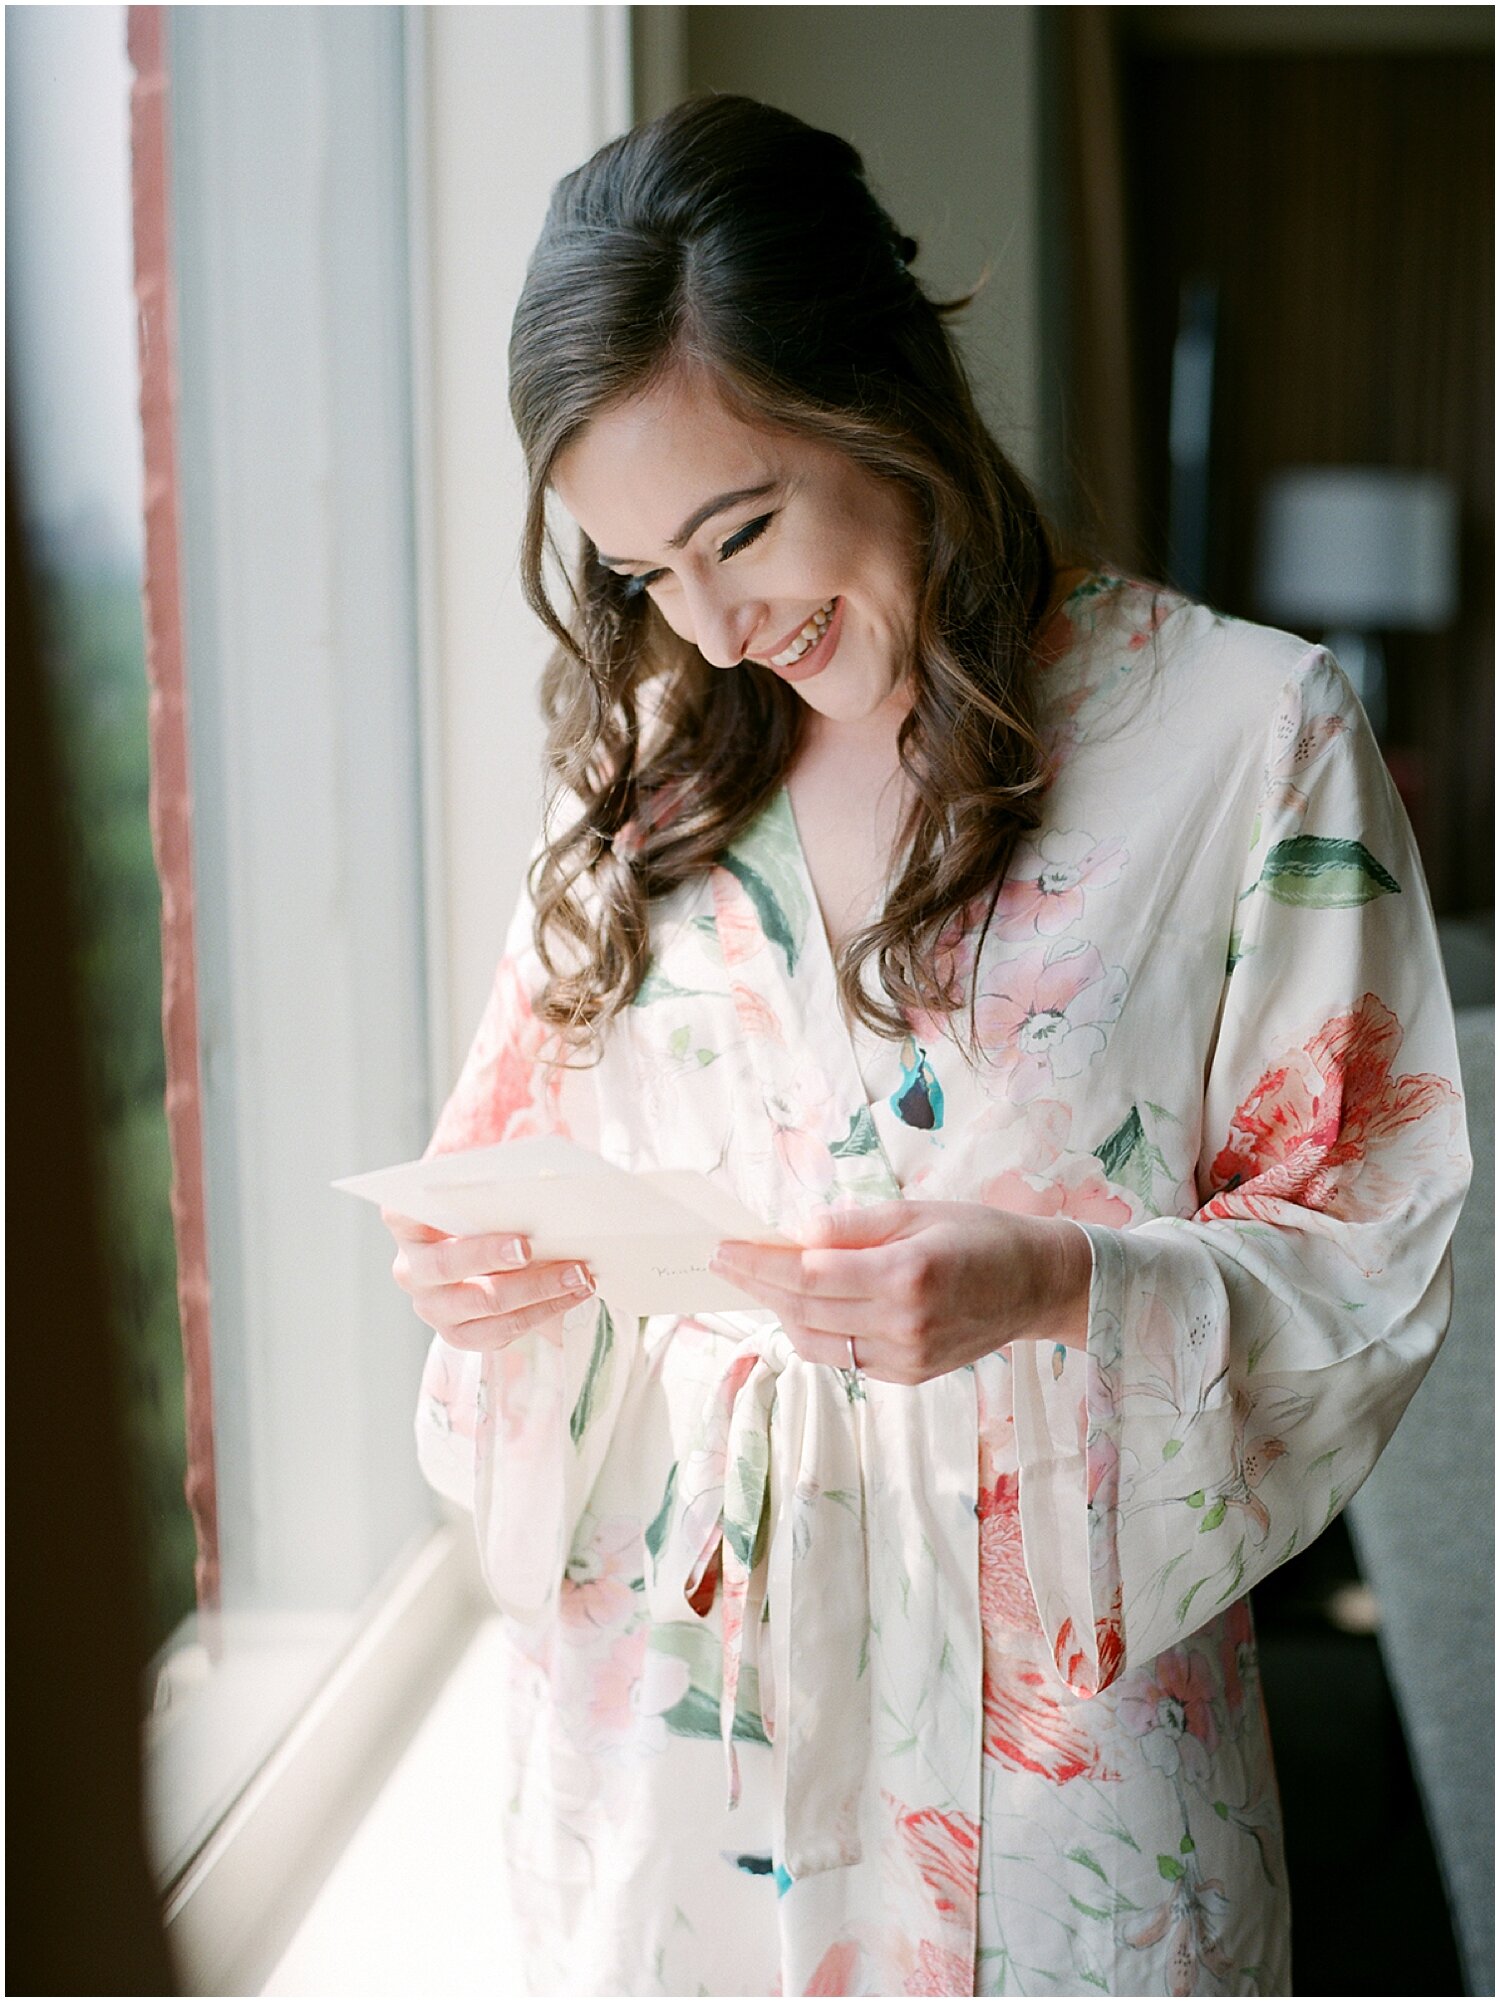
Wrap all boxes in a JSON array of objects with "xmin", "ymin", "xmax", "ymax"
[{"xmin": 683, "ymin": 579, "xmax": 760, "ymax": 670}]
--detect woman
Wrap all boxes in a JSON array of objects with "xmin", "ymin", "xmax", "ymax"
[{"xmin": 386, "ymin": 97, "xmax": 1469, "ymax": 1997}]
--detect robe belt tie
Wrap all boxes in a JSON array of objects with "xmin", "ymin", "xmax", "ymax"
[{"xmin": 653, "ymin": 1321, "xmax": 873, "ymax": 1882}]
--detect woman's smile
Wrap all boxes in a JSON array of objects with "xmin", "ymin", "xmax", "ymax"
[{"xmin": 751, "ymin": 595, "xmax": 845, "ymax": 681}]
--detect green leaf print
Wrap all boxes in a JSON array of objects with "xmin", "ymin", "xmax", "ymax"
[
  {"xmin": 1180, "ymin": 1833, "xmax": 1195, "ymax": 1854},
  {"xmin": 633, "ymin": 964, "xmax": 708, "ymax": 1008},
  {"xmin": 656, "ymin": 1683, "xmax": 760, "ymax": 1744},
  {"xmin": 1094, "ymin": 1105, "xmax": 1163, "ymax": 1207},
  {"xmin": 1066, "ymin": 1847, "xmax": 1110, "ymax": 1882},
  {"xmin": 723, "ymin": 1434, "xmax": 770, "ymax": 1570},
  {"xmin": 646, "ymin": 1621, "xmax": 770, "ymax": 1745},
  {"xmin": 644, "ymin": 1462, "xmax": 678, "ymax": 1564},
  {"xmin": 1162, "ymin": 1437, "xmax": 1183, "ymax": 1461},
  {"xmin": 1198, "ymin": 1498, "xmax": 1227, "ymax": 1533},
  {"xmin": 1175, "ymin": 1576, "xmax": 1207, "ymax": 1624},
  {"xmin": 568, "ymin": 1302, "xmax": 615, "ymax": 1447},
  {"xmin": 669, "ymin": 1024, "xmax": 692, "ymax": 1057},
  {"xmin": 829, "ymin": 1106, "xmax": 882, "ymax": 1158},
  {"xmin": 1259, "ymin": 836, "xmax": 1401, "ymax": 909},
  {"xmin": 720, "ymin": 853, "xmax": 799, "ymax": 974},
  {"xmin": 1068, "ymin": 1896, "xmax": 1110, "ymax": 1921},
  {"xmin": 720, "ymin": 792, "xmax": 814, "ymax": 974},
  {"xmin": 1156, "ymin": 1855, "xmax": 1185, "ymax": 1882}
]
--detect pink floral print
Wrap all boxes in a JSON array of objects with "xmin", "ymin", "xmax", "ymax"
[
  {"xmin": 992, "ymin": 829, "xmax": 1126, "ymax": 940},
  {"xmin": 1257, "ymin": 671, "xmax": 1348, "ymax": 821},
  {"xmin": 974, "ymin": 940, "xmax": 1128, "ymax": 1101},
  {"xmin": 977, "ymin": 1097, "xmax": 1136, "ymax": 1227},
  {"xmin": 560, "ymin": 1514, "xmax": 642, "ymax": 1633},
  {"xmin": 1118, "ymin": 1647, "xmax": 1220, "ymax": 1780},
  {"xmin": 427, "ymin": 954, "xmax": 563, "ymax": 1152},
  {"xmin": 1124, "ymin": 1869, "xmax": 1234, "ymax": 1996}
]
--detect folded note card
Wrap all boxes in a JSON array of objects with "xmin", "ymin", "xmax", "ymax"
[{"xmin": 334, "ymin": 1136, "xmax": 787, "ymax": 1317}]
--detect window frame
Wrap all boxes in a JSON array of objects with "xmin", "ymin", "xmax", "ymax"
[{"xmin": 147, "ymin": 9, "xmax": 633, "ymax": 1988}]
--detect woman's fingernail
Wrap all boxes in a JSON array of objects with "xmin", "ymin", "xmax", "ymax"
[
  {"xmin": 564, "ymin": 1263, "xmax": 593, "ymax": 1292},
  {"xmin": 500, "ymin": 1238, "xmax": 529, "ymax": 1268}
]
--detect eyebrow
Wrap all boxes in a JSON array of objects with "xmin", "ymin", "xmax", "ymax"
[{"xmin": 595, "ymin": 481, "xmax": 779, "ymax": 569}]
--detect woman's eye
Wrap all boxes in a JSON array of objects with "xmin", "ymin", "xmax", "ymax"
[
  {"xmin": 621, "ymin": 568, "xmax": 667, "ymax": 600},
  {"xmin": 719, "ymin": 513, "xmax": 775, "ymax": 561}
]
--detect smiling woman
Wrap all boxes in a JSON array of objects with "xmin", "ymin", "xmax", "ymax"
[
  {"xmin": 386, "ymin": 94, "xmax": 1469, "ymax": 1999},
  {"xmin": 553, "ymin": 379, "xmax": 920, "ymax": 711}
]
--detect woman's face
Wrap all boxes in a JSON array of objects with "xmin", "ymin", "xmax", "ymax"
[{"xmin": 551, "ymin": 368, "xmax": 922, "ymax": 727}]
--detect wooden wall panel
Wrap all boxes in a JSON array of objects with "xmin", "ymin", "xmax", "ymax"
[{"xmin": 1116, "ymin": 47, "xmax": 1492, "ymax": 913}]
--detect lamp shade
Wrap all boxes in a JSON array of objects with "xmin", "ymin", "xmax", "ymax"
[{"xmin": 1255, "ymin": 467, "xmax": 1459, "ymax": 632}]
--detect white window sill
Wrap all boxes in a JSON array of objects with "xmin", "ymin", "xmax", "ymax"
[
  {"xmin": 260, "ymin": 1617, "xmax": 527, "ymax": 1999},
  {"xmin": 164, "ymin": 1521, "xmax": 488, "ymax": 1995}
]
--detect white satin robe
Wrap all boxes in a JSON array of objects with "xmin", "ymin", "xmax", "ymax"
[{"xmin": 413, "ymin": 575, "xmax": 1469, "ymax": 1997}]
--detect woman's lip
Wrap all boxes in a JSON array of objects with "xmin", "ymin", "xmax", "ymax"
[{"xmin": 757, "ymin": 597, "xmax": 845, "ymax": 683}]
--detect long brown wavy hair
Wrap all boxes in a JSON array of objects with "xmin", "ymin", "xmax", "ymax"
[{"xmin": 508, "ymin": 94, "xmax": 1058, "ymax": 1057}]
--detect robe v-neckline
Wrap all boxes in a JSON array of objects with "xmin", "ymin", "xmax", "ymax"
[{"xmin": 713, "ymin": 785, "xmax": 904, "ymax": 1219}]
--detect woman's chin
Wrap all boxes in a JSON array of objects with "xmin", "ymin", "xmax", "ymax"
[{"xmin": 795, "ymin": 666, "xmax": 910, "ymax": 728}]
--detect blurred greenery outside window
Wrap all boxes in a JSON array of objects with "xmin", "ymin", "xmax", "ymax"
[
  {"xmin": 9, "ymin": 3, "xmax": 198, "ymax": 1666},
  {"xmin": 42, "ymin": 559, "xmax": 198, "ymax": 1662}
]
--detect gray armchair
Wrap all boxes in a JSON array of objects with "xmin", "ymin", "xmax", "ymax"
[{"xmin": 1346, "ymin": 994, "xmax": 1493, "ymax": 1995}]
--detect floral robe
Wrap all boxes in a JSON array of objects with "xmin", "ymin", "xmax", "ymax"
[{"xmin": 414, "ymin": 575, "xmax": 1469, "ymax": 1997}]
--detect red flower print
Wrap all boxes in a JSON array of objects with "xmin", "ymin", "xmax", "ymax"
[
  {"xmin": 982, "ymin": 1663, "xmax": 1117, "ymax": 1785},
  {"xmin": 904, "ymin": 1939, "xmax": 973, "ymax": 1995},
  {"xmin": 977, "ymin": 1470, "xmax": 1045, "ymax": 1639},
  {"xmin": 1052, "ymin": 1585, "xmax": 1125, "ymax": 1698},
  {"xmin": 884, "ymin": 1797, "xmax": 981, "ymax": 1923},
  {"xmin": 803, "ymin": 1938, "xmax": 862, "ymax": 1996},
  {"xmin": 1201, "ymin": 993, "xmax": 1461, "ymax": 1230},
  {"xmin": 429, "ymin": 956, "xmax": 564, "ymax": 1153}
]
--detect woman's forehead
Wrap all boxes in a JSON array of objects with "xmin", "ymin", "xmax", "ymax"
[{"xmin": 553, "ymin": 375, "xmax": 798, "ymax": 557}]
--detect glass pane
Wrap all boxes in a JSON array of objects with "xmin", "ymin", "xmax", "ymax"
[{"xmin": 6, "ymin": 5, "xmax": 198, "ymax": 1663}]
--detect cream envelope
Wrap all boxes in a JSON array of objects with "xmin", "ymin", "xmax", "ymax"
[{"xmin": 334, "ymin": 1135, "xmax": 787, "ymax": 1318}]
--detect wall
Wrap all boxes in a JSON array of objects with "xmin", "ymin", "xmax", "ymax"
[
  {"xmin": 683, "ymin": 6, "xmax": 1055, "ymax": 503},
  {"xmin": 416, "ymin": 7, "xmax": 630, "ymax": 1078}
]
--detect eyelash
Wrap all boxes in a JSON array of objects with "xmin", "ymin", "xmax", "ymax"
[{"xmin": 619, "ymin": 512, "xmax": 776, "ymax": 600}]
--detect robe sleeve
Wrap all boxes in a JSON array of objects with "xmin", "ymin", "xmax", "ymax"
[
  {"xmin": 411, "ymin": 874, "xmax": 632, "ymax": 1624},
  {"xmin": 1012, "ymin": 645, "xmax": 1472, "ymax": 1697}
]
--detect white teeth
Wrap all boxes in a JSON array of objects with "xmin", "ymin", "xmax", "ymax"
[{"xmin": 769, "ymin": 598, "xmax": 836, "ymax": 668}]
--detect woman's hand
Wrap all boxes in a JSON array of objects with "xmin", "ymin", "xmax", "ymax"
[
  {"xmin": 709, "ymin": 1200, "xmax": 1092, "ymax": 1386},
  {"xmin": 382, "ymin": 1208, "xmax": 596, "ymax": 1350}
]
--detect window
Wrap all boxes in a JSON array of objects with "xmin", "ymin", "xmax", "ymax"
[
  {"xmin": 18, "ymin": 7, "xmax": 635, "ymax": 1987},
  {"xmin": 142, "ymin": 3, "xmax": 437, "ymax": 1891}
]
